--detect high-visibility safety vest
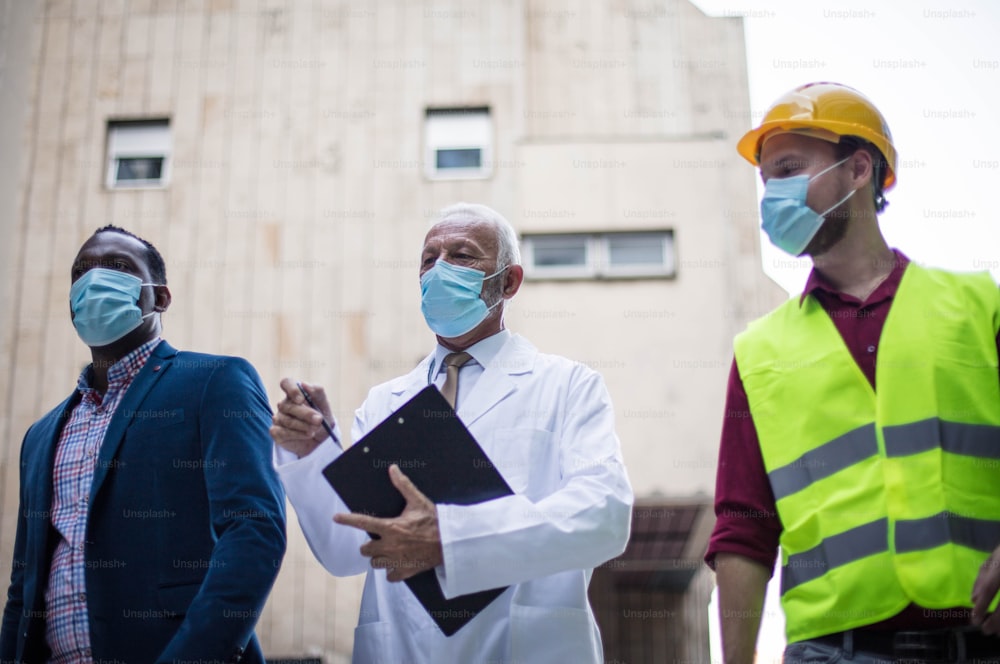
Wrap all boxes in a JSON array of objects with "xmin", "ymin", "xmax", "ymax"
[{"xmin": 734, "ymin": 263, "xmax": 1000, "ymax": 643}]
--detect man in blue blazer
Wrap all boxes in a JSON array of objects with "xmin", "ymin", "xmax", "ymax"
[{"xmin": 1, "ymin": 226, "xmax": 286, "ymax": 663}]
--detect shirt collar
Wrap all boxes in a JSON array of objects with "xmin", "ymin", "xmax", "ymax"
[
  {"xmin": 433, "ymin": 329, "xmax": 511, "ymax": 375},
  {"xmin": 799, "ymin": 249, "xmax": 910, "ymax": 307},
  {"xmin": 77, "ymin": 337, "xmax": 163, "ymax": 393}
]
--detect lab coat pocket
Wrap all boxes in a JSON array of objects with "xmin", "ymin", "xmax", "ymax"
[
  {"xmin": 490, "ymin": 428, "xmax": 558, "ymax": 501},
  {"xmin": 509, "ymin": 603, "xmax": 601, "ymax": 663},
  {"xmin": 352, "ymin": 621, "xmax": 399, "ymax": 664}
]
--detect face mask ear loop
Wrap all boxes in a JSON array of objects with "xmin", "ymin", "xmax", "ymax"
[
  {"xmin": 139, "ymin": 282, "xmax": 164, "ymax": 321},
  {"xmin": 483, "ymin": 265, "xmax": 508, "ymax": 282},
  {"xmin": 807, "ymin": 155, "xmax": 856, "ymax": 219},
  {"xmin": 818, "ymin": 186, "xmax": 858, "ymax": 218},
  {"xmin": 482, "ymin": 266, "xmax": 508, "ymax": 313},
  {"xmin": 808, "ymin": 156, "xmax": 851, "ymax": 184}
]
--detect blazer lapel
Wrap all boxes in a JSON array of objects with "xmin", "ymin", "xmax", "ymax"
[
  {"xmin": 90, "ymin": 341, "xmax": 176, "ymax": 502},
  {"xmin": 27, "ymin": 394, "xmax": 79, "ymax": 517},
  {"xmin": 458, "ymin": 334, "xmax": 536, "ymax": 428}
]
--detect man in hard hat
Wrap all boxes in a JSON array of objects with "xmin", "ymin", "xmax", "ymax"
[{"xmin": 705, "ymin": 82, "xmax": 1000, "ymax": 663}]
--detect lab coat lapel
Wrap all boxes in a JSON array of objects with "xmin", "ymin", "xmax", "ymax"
[
  {"xmin": 90, "ymin": 341, "xmax": 176, "ymax": 502},
  {"xmin": 387, "ymin": 354, "xmax": 435, "ymax": 410},
  {"xmin": 458, "ymin": 334, "xmax": 536, "ymax": 428}
]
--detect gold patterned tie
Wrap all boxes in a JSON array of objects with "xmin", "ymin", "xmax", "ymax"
[{"xmin": 440, "ymin": 352, "xmax": 473, "ymax": 409}]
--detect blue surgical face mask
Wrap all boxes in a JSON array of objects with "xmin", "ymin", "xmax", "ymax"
[
  {"xmin": 420, "ymin": 260, "xmax": 506, "ymax": 338},
  {"xmin": 70, "ymin": 268, "xmax": 160, "ymax": 347},
  {"xmin": 760, "ymin": 156, "xmax": 856, "ymax": 256}
]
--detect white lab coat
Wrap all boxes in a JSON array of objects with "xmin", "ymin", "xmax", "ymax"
[{"xmin": 277, "ymin": 333, "xmax": 633, "ymax": 663}]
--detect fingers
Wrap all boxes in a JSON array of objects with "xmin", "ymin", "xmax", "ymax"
[
  {"xmin": 304, "ymin": 383, "xmax": 333, "ymax": 418},
  {"xmin": 334, "ymin": 511, "xmax": 385, "ymax": 535},
  {"xmin": 279, "ymin": 377, "xmax": 305, "ymax": 401},
  {"xmin": 386, "ymin": 564, "xmax": 419, "ymax": 583},
  {"xmin": 367, "ymin": 556, "xmax": 416, "ymax": 582},
  {"xmin": 389, "ymin": 464, "xmax": 430, "ymax": 506},
  {"xmin": 971, "ymin": 548, "xmax": 1000, "ymax": 631},
  {"xmin": 275, "ymin": 377, "xmax": 320, "ymax": 429},
  {"xmin": 270, "ymin": 380, "xmax": 327, "ymax": 456},
  {"xmin": 275, "ymin": 399, "xmax": 322, "ymax": 431},
  {"xmin": 273, "ymin": 377, "xmax": 333, "ymax": 448},
  {"xmin": 983, "ymin": 612, "xmax": 1000, "ymax": 636}
]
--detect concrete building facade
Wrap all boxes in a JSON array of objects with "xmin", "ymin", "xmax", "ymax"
[{"xmin": 0, "ymin": 0, "xmax": 784, "ymax": 660}]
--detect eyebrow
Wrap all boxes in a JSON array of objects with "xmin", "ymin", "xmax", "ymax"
[
  {"xmin": 769, "ymin": 152, "xmax": 807, "ymax": 166},
  {"xmin": 423, "ymin": 238, "xmax": 483, "ymax": 254},
  {"xmin": 763, "ymin": 153, "xmax": 815, "ymax": 174},
  {"xmin": 72, "ymin": 253, "xmax": 138, "ymax": 268}
]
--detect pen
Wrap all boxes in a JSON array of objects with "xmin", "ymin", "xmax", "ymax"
[{"xmin": 296, "ymin": 381, "xmax": 341, "ymax": 448}]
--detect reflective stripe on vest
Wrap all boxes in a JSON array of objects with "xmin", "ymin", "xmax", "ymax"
[
  {"xmin": 769, "ymin": 419, "xmax": 1000, "ymax": 501},
  {"xmin": 782, "ymin": 514, "xmax": 1000, "ymax": 592},
  {"xmin": 896, "ymin": 513, "xmax": 1000, "ymax": 554},
  {"xmin": 782, "ymin": 519, "xmax": 888, "ymax": 591},
  {"xmin": 768, "ymin": 424, "xmax": 878, "ymax": 501},
  {"xmin": 734, "ymin": 264, "xmax": 1000, "ymax": 642},
  {"xmin": 883, "ymin": 418, "xmax": 1000, "ymax": 458}
]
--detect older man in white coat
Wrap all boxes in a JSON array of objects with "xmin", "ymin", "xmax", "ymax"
[{"xmin": 271, "ymin": 203, "xmax": 633, "ymax": 663}]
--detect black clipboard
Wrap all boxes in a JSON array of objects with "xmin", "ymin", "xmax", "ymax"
[{"xmin": 322, "ymin": 385, "xmax": 513, "ymax": 636}]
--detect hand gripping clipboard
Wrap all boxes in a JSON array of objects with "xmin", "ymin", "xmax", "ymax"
[{"xmin": 322, "ymin": 385, "xmax": 513, "ymax": 636}]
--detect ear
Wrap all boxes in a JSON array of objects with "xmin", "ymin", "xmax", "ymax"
[
  {"xmin": 153, "ymin": 285, "xmax": 172, "ymax": 313},
  {"xmin": 849, "ymin": 148, "xmax": 873, "ymax": 189},
  {"xmin": 502, "ymin": 265, "xmax": 524, "ymax": 299}
]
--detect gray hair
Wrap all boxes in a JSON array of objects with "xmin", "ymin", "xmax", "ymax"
[{"xmin": 433, "ymin": 202, "xmax": 521, "ymax": 268}]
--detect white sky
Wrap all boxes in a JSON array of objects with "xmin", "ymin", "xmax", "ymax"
[
  {"xmin": 693, "ymin": 0, "xmax": 1000, "ymax": 294},
  {"xmin": 689, "ymin": 1, "xmax": 1000, "ymax": 659}
]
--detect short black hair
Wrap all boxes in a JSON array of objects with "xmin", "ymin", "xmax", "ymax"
[
  {"xmin": 92, "ymin": 225, "xmax": 168, "ymax": 284},
  {"xmin": 835, "ymin": 136, "xmax": 889, "ymax": 214}
]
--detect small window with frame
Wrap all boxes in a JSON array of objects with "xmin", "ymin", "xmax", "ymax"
[
  {"xmin": 523, "ymin": 230, "xmax": 676, "ymax": 279},
  {"xmin": 424, "ymin": 107, "xmax": 492, "ymax": 180},
  {"xmin": 106, "ymin": 119, "xmax": 171, "ymax": 189}
]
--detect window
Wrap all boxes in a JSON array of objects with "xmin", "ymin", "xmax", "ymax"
[
  {"xmin": 523, "ymin": 231, "xmax": 676, "ymax": 279},
  {"xmin": 106, "ymin": 119, "xmax": 171, "ymax": 188},
  {"xmin": 527, "ymin": 234, "xmax": 591, "ymax": 278},
  {"xmin": 424, "ymin": 107, "xmax": 492, "ymax": 180}
]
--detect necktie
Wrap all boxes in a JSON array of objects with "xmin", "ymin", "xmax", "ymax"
[{"xmin": 440, "ymin": 351, "xmax": 472, "ymax": 409}]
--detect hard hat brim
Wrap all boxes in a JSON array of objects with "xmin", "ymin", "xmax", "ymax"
[{"xmin": 738, "ymin": 121, "xmax": 897, "ymax": 189}]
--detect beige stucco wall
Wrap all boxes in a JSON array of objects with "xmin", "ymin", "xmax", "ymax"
[{"xmin": 0, "ymin": 0, "xmax": 42, "ymax": 630}]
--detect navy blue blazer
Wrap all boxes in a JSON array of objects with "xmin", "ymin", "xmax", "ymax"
[{"xmin": 1, "ymin": 341, "xmax": 286, "ymax": 663}]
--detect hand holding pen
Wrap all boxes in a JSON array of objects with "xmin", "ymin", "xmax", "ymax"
[
  {"xmin": 271, "ymin": 378, "xmax": 341, "ymax": 458},
  {"xmin": 296, "ymin": 381, "xmax": 341, "ymax": 448}
]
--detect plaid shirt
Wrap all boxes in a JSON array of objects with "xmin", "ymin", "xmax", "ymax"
[{"xmin": 45, "ymin": 338, "xmax": 160, "ymax": 663}]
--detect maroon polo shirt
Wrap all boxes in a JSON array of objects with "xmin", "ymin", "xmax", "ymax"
[{"xmin": 706, "ymin": 250, "xmax": 1000, "ymax": 631}]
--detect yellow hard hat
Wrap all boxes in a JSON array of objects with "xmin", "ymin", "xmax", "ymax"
[{"xmin": 737, "ymin": 82, "xmax": 897, "ymax": 189}]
